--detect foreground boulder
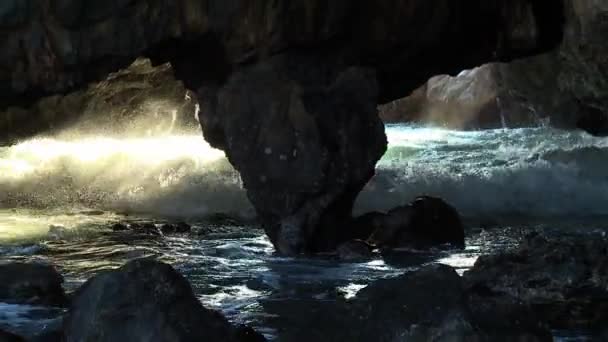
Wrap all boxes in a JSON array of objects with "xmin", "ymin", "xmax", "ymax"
[
  {"xmin": 63, "ymin": 258, "xmax": 265, "ymax": 342},
  {"xmin": 262, "ymin": 264, "xmax": 550, "ymax": 341},
  {"xmin": 357, "ymin": 196, "xmax": 465, "ymax": 249},
  {"xmin": 0, "ymin": 263, "xmax": 67, "ymax": 307},
  {"xmin": 464, "ymin": 233, "xmax": 608, "ymax": 330}
]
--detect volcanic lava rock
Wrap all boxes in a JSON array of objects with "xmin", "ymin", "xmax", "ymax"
[
  {"xmin": 0, "ymin": 263, "xmax": 67, "ymax": 307},
  {"xmin": 463, "ymin": 232, "xmax": 608, "ymax": 330},
  {"xmin": 63, "ymin": 258, "xmax": 265, "ymax": 342},
  {"xmin": 367, "ymin": 196, "xmax": 465, "ymax": 249}
]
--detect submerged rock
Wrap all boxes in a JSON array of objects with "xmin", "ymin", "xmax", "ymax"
[
  {"xmin": 0, "ymin": 263, "xmax": 67, "ymax": 307},
  {"xmin": 464, "ymin": 233, "xmax": 608, "ymax": 330},
  {"xmin": 366, "ymin": 196, "xmax": 465, "ymax": 249},
  {"xmin": 63, "ymin": 258, "xmax": 265, "ymax": 342}
]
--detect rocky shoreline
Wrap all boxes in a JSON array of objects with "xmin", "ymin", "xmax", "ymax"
[{"xmin": 1, "ymin": 228, "xmax": 606, "ymax": 341}]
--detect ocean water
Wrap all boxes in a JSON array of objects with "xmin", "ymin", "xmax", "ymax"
[{"xmin": 1, "ymin": 124, "xmax": 606, "ymax": 340}]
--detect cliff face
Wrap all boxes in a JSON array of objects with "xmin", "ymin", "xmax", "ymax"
[
  {"xmin": 0, "ymin": 58, "xmax": 197, "ymax": 143},
  {"xmin": 559, "ymin": 0, "xmax": 608, "ymax": 134},
  {"xmin": 380, "ymin": 0, "xmax": 608, "ymax": 134},
  {"xmin": 0, "ymin": 1, "xmax": 565, "ymax": 254},
  {"xmin": 0, "ymin": 0, "xmax": 563, "ymax": 106}
]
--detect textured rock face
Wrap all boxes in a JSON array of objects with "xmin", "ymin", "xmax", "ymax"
[
  {"xmin": 63, "ymin": 258, "xmax": 265, "ymax": 342},
  {"xmin": 198, "ymin": 57, "xmax": 386, "ymax": 254},
  {"xmin": 0, "ymin": 58, "xmax": 197, "ymax": 144},
  {"xmin": 379, "ymin": 58, "xmax": 558, "ymax": 129},
  {"xmin": 381, "ymin": 0, "xmax": 608, "ymax": 134},
  {"xmin": 0, "ymin": 0, "xmax": 565, "ymax": 254},
  {"xmin": 0, "ymin": 1, "xmax": 563, "ymax": 106},
  {"xmin": 559, "ymin": 0, "xmax": 608, "ymax": 134},
  {"xmin": 464, "ymin": 233, "xmax": 608, "ymax": 330}
]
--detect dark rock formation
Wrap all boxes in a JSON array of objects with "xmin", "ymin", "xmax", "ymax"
[
  {"xmin": 0, "ymin": 1, "xmax": 565, "ymax": 254},
  {"xmin": 356, "ymin": 196, "xmax": 465, "ymax": 249},
  {"xmin": 263, "ymin": 264, "xmax": 551, "ymax": 341},
  {"xmin": 63, "ymin": 258, "xmax": 265, "ymax": 342},
  {"xmin": 464, "ymin": 233, "xmax": 608, "ymax": 330},
  {"xmin": 0, "ymin": 58, "xmax": 198, "ymax": 144},
  {"xmin": 198, "ymin": 60, "xmax": 386, "ymax": 254},
  {"xmin": 379, "ymin": 60, "xmax": 555, "ymax": 129},
  {"xmin": 0, "ymin": 263, "xmax": 67, "ymax": 307},
  {"xmin": 381, "ymin": 0, "xmax": 608, "ymax": 135}
]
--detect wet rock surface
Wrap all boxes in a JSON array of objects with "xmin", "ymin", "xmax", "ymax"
[
  {"xmin": 198, "ymin": 59, "xmax": 386, "ymax": 255},
  {"xmin": 63, "ymin": 258, "xmax": 265, "ymax": 342},
  {"xmin": 355, "ymin": 196, "xmax": 465, "ymax": 250},
  {"xmin": 262, "ymin": 264, "xmax": 551, "ymax": 342},
  {"xmin": 463, "ymin": 232, "xmax": 608, "ymax": 330},
  {"xmin": 0, "ymin": 263, "xmax": 67, "ymax": 307}
]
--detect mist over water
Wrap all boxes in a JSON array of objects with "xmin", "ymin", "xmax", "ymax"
[
  {"xmin": 358, "ymin": 125, "xmax": 608, "ymax": 220},
  {"xmin": 0, "ymin": 135, "xmax": 251, "ymax": 219},
  {"xmin": 2, "ymin": 124, "xmax": 607, "ymax": 223}
]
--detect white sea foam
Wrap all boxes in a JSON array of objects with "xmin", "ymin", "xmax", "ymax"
[{"xmin": 1, "ymin": 125, "xmax": 606, "ymax": 222}]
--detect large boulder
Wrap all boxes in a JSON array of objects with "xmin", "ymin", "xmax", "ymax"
[
  {"xmin": 464, "ymin": 233, "xmax": 608, "ymax": 330},
  {"xmin": 0, "ymin": 263, "xmax": 67, "ymax": 307},
  {"xmin": 560, "ymin": 0, "xmax": 608, "ymax": 135},
  {"xmin": 63, "ymin": 258, "xmax": 264, "ymax": 342},
  {"xmin": 363, "ymin": 196, "xmax": 465, "ymax": 249},
  {"xmin": 197, "ymin": 57, "xmax": 387, "ymax": 255}
]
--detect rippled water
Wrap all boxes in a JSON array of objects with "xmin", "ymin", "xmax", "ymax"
[{"xmin": 1, "ymin": 124, "xmax": 607, "ymax": 340}]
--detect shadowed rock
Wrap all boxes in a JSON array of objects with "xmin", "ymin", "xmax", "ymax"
[
  {"xmin": 198, "ymin": 59, "xmax": 386, "ymax": 255},
  {"xmin": 262, "ymin": 264, "xmax": 551, "ymax": 341},
  {"xmin": 464, "ymin": 232, "xmax": 608, "ymax": 330},
  {"xmin": 359, "ymin": 196, "xmax": 465, "ymax": 250},
  {"xmin": 0, "ymin": 263, "xmax": 67, "ymax": 307},
  {"xmin": 63, "ymin": 258, "xmax": 265, "ymax": 342}
]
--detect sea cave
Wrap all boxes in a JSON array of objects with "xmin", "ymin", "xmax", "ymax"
[{"xmin": 1, "ymin": 1, "xmax": 607, "ymax": 341}]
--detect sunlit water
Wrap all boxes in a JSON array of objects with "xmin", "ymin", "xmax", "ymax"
[{"xmin": 1, "ymin": 125, "xmax": 607, "ymax": 340}]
